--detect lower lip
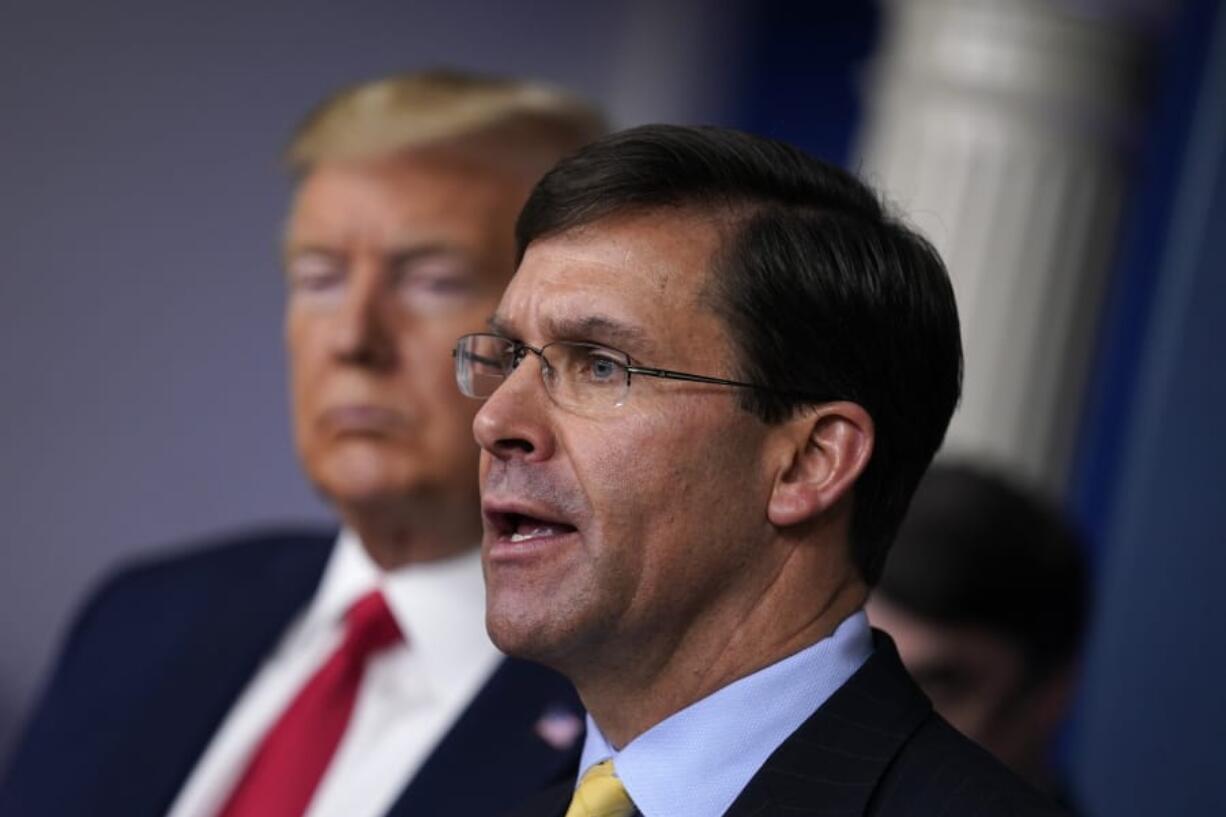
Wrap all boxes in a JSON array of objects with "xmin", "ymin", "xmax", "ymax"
[{"xmin": 485, "ymin": 529, "xmax": 579, "ymax": 565}]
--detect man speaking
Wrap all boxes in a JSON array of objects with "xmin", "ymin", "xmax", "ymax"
[{"xmin": 456, "ymin": 125, "xmax": 1065, "ymax": 816}]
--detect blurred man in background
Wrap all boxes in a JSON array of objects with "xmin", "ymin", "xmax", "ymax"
[
  {"xmin": 0, "ymin": 70, "xmax": 604, "ymax": 817},
  {"xmin": 869, "ymin": 462, "xmax": 1088, "ymax": 794}
]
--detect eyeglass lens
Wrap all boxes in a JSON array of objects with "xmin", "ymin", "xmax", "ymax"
[{"xmin": 455, "ymin": 333, "xmax": 631, "ymax": 411}]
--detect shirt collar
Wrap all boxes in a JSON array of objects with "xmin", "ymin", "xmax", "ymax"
[
  {"xmin": 577, "ymin": 610, "xmax": 873, "ymax": 817},
  {"xmin": 291, "ymin": 529, "xmax": 498, "ymax": 695}
]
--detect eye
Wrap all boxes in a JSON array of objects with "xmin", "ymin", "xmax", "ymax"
[
  {"xmin": 590, "ymin": 357, "xmax": 618, "ymax": 380},
  {"xmin": 579, "ymin": 349, "xmax": 626, "ymax": 384},
  {"xmin": 286, "ymin": 251, "xmax": 344, "ymax": 293},
  {"xmin": 395, "ymin": 255, "xmax": 479, "ymax": 312}
]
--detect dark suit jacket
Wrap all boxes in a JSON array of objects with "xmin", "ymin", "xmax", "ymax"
[
  {"xmin": 509, "ymin": 632, "xmax": 1066, "ymax": 817},
  {"xmin": 0, "ymin": 530, "xmax": 584, "ymax": 817}
]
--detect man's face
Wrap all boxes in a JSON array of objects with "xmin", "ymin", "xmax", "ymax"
[
  {"xmin": 473, "ymin": 212, "xmax": 782, "ymax": 670},
  {"xmin": 286, "ymin": 150, "xmax": 531, "ymax": 540}
]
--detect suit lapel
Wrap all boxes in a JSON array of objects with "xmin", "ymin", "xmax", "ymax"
[
  {"xmin": 123, "ymin": 533, "xmax": 335, "ymax": 816},
  {"xmin": 721, "ymin": 631, "xmax": 932, "ymax": 817},
  {"xmin": 387, "ymin": 657, "xmax": 585, "ymax": 817}
]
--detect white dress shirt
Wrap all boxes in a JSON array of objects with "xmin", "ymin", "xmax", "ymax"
[
  {"xmin": 576, "ymin": 610, "xmax": 873, "ymax": 817},
  {"xmin": 166, "ymin": 530, "xmax": 502, "ymax": 817}
]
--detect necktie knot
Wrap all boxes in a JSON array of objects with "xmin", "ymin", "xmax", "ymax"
[
  {"xmin": 343, "ymin": 589, "xmax": 402, "ymax": 658},
  {"xmin": 564, "ymin": 760, "xmax": 636, "ymax": 817}
]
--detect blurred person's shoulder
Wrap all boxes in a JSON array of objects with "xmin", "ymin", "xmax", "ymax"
[
  {"xmin": 91, "ymin": 527, "xmax": 335, "ymax": 595},
  {"xmin": 65, "ymin": 527, "xmax": 336, "ymax": 645}
]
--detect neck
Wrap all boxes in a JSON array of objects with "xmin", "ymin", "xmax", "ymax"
[{"xmin": 575, "ymin": 542, "xmax": 868, "ymax": 748}]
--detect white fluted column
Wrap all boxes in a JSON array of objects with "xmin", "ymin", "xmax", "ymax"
[{"xmin": 855, "ymin": 0, "xmax": 1149, "ymax": 490}]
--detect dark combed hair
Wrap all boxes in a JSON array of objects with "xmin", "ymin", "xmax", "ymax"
[
  {"xmin": 877, "ymin": 462, "xmax": 1089, "ymax": 678},
  {"xmin": 516, "ymin": 125, "xmax": 963, "ymax": 584}
]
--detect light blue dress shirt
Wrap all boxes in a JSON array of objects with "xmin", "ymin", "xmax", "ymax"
[{"xmin": 576, "ymin": 609, "xmax": 873, "ymax": 817}]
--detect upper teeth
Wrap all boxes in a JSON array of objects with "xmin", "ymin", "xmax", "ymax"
[{"xmin": 510, "ymin": 527, "xmax": 556, "ymax": 543}]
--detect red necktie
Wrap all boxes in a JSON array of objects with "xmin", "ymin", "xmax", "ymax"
[{"xmin": 217, "ymin": 590, "xmax": 403, "ymax": 817}]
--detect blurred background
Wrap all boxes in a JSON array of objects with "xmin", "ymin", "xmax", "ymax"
[{"xmin": 1, "ymin": 0, "xmax": 1222, "ymax": 812}]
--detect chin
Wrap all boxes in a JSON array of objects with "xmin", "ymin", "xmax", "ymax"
[
  {"xmin": 485, "ymin": 585, "xmax": 605, "ymax": 677},
  {"xmin": 312, "ymin": 447, "xmax": 415, "ymax": 498},
  {"xmin": 485, "ymin": 601, "xmax": 539, "ymax": 654},
  {"xmin": 486, "ymin": 603, "xmax": 569, "ymax": 665}
]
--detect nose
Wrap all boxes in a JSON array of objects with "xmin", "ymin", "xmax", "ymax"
[
  {"xmin": 331, "ymin": 260, "xmax": 397, "ymax": 369},
  {"xmin": 473, "ymin": 356, "xmax": 556, "ymax": 463}
]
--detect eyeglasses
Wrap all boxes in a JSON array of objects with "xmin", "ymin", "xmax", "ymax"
[{"xmin": 453, "ymin": 332, "xmax": 830, "ymax": 415}]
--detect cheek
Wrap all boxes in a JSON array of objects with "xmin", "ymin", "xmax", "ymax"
[
  {"xmin": 406, "ymin": 335, "xmax": 481, "ymax": 432},
  {"xmin": 405, "ymin": 305, "xmax": 495, "ymax": 384},
  {"xmin": 430, "ymin": 398, "xmax": 483, "ymax": 471},
  {"xmin": 593, "ymin": 406, "xmax": 757, "ymax": 502},
  {"xmin": 571, "ymin": 412, "xmax": 717, "ymax": 556},
  {"xmin": 286, "ymin": 317, "xmax": 328, "ymax": 397},
  {"xmin": 586, "ymin": 408, "xmax": 768, "ymax": 585},
  {"xmin": 286, "ymin": 346, "xmax": 320, "ymax": 437},
  {"xmin": 407, "ymin": 347, "xmax": 483, "ymax": 474}
]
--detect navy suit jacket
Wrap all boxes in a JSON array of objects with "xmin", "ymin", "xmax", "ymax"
[
  {"xmin": 0, "ymin": 530, "xmax": 584, "ymax": 817},
  {"xmin": 509, "ymin": 632, "xmax": 1066, "ymax": 817}
]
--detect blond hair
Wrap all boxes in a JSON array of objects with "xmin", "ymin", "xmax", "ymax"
[{"xmin": 285, "ymin": 69, "xmax": 606, "ymax": 175}]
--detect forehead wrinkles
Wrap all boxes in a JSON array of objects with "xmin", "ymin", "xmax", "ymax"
[
  {"xmin": 514, "ymin": 219, "xmax": 710, "ymax": 304},
  {"xmin": 558, "ymin": 217, "xmax": 702, "ymax": 292},
  {"xmin": 499, "ymin": 266, "xmax": 657, "ymax": 353},
  {"xmin": 505, "ymin": 214, "xmax": 740, "ymax": 367},
  {"xmin": 494, "ymin": 289, "xmax": 654, "ymax": 354}
]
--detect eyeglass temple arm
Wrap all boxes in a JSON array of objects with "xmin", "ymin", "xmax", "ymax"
[
  {"xmin": 627, "ymin": 364, "xmax": 834, "ymax": 402},
  {"xmin": 625, "ymin": 365, "xmax": 757, "ymax": 390}
]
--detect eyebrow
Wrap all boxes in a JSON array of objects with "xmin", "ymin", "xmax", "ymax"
[
  {"xmin": 487, "ymin": 313, "xmax": 655, "ymax": 358},
  {"xmin": 284, "ymin": 240, "xmax": 462, "ymax": 260},
  {"xmin": 282, "ymin": 242, "xmax": 471, "ymax": 273},
  {"xmin": 282, "ymin": 243, "xmax": 338, "ymax": 263},
  {"xmin": 486, "ymin": 314, "xmax": 515, "ymax": 336},
  {"xmin": 387, "ymin": 244, "xmax": 472, "ymax": 270}
]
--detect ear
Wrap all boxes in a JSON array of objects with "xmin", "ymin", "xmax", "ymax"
[{"xmin": 767, "ymin": 402, "xmax": 874, "ymax": 528}]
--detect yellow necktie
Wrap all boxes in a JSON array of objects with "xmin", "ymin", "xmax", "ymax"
[{"xmin": 564, "ymin": 760, "xmax": 636, "ymax": 817}]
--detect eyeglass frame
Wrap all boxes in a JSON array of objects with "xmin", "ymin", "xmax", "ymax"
[{"xmin": 452, "ymin": 331, "xmax": 836, "ymax": 408}]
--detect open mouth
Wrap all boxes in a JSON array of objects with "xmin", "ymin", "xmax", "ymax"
[{"xmin": 485, "ymin": 509, "xmax": 579, "ymax": 543}]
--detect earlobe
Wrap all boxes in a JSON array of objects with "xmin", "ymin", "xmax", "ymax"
[{"xmin": 766, "ymin": 403, "xmax": 874, "ymax": 528}]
